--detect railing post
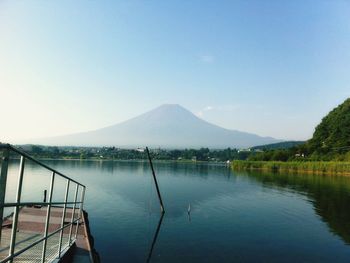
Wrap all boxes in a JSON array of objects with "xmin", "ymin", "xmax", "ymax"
[
  {"xmin": 41, "ymin": 172, "xmax": 55, "ymax": 263},
  {"xmin": 81, "ymin": 187, "xmax": 86, "ymax": 212},
  {"xmin": 68, "ymin": 184, "xmax": 79, "ymax": 245},
  {"xmin": 58, "ymin": 179, "xmax": 70, "ymax": 258},
  {"xmin": 74, "ymin": 186, "xmax": 85, "ymax": 239},
  {"xmin": 9, "ymin": 156, "xmax": 25, "ymax": 262},
  {"xmin": 0, "ymin": 147, "xmax": 9, "ymax": 244}
]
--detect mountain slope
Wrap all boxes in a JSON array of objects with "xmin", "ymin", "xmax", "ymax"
[
  {"xmin": 251, "ymin": 141, "xmax": 305, "ymax": 150},
  {"xmin": 307, "ymin": 98, "xmax": 350, "ymax": 154},
  {"xmin": 36, "ymin": 104, "xmax": 279, "ymax": 148}
]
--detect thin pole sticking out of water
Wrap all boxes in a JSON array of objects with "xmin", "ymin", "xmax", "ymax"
[
  {"xmin": 146, "ymin": 212, "xmax": 164, "ymax": 263},
  {"xmin": 146, "ymin": 147, "xmax": 165, "ymax": 213}
]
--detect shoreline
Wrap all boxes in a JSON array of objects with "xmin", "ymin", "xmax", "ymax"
[
  {"xmin": 231, "ymin": 160, "xmax": 350, "ymax": 176},
  {"xmin": 9, "ymin": 157, "xmax": 229, "ymax": 165}
]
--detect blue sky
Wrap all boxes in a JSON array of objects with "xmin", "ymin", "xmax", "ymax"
[{"xmin": 1, "ymin": 0, "xmax": 349, "ymax": 142}]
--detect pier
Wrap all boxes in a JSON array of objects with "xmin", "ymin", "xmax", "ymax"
[{"xmin": 0, "ymin": 144, "xmax": 97, "ymax": 263}]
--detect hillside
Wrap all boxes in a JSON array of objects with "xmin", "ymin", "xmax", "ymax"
[
  {"xmin": 307, "ymin": 98, "xmax": 350, "ymax": 156},
  {"xmin": 232, "ymin": 97, "xmax": 350, "ymax": 172},
  {"xmin": 245, "ymin": 98, "xmax": 350, "ymax": 162},
  {"xmin": 34, "ymin": 104, "xmax": 279, "ymax": 149},
  {"xmin": 252, "ymin": 141, "xmax": 304, "ymax": 151}
]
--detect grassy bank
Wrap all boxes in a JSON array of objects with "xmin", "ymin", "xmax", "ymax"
[{"xmin": 231, "ymin": 160, "xmax": 350, "ymax": 176}]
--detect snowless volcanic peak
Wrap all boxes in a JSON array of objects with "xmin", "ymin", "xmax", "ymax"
[{"xmin": 36, "ymin": 104, "xmax": 280, "ymax": 148}]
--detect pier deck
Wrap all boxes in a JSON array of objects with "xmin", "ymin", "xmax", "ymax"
[{"xmin": 0, "ymin": 206, "xmax": 91, "ymax": 262}]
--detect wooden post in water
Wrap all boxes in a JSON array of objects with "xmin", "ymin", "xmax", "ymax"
[
  {"xmin": 146, "ymin": 212, "xmax": 164, "ymax": 263},
  {"xmin": 146, "ymin": 147, "xmax": 165, "ymax": 213}
]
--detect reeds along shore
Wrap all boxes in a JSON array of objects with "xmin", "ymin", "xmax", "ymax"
[{"xmin": 231, "ymin": 160, "xmax": 350, "ymax": 176}]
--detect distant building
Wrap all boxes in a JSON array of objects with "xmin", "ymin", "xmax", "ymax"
[{"xmin": 238, "ymin": 149, "xmax": 251, "ymax": 153}]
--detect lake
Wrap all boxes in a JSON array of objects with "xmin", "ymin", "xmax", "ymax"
[{"xmin": 5, "ymin": 160, "xmax": 350, "ymax": 262}]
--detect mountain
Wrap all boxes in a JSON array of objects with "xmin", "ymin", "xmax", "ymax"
[
  {"xmin": 251, "ymin": 141, "xmax": 305, "ymax": 151},
  {"xmin": 307, "ymin": 98, "xmax": 350, "ymax": 155},
  {"xmin": 36, "ymin": 104, "xmax": 280, "ymax": 148}
]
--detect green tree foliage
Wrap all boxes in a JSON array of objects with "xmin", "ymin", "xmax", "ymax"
[
  {"xmin": 251, "ymin": 141, "xmax": 304, "ymax": 150},
  {"xmin": 307, "ymin": 98, "xmax": 350, "ymax": 157},
  {"xmin": 18, "ymin": 145, "xmax": 248, "ymax": 162},
  {"xmin": 246, "ymin": 98, "xmax": 350, "ymax": 162}
]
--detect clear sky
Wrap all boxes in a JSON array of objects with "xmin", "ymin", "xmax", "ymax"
[{"xmin": 1, "ymin": 0, "xmax": 349, "ymax": 143}]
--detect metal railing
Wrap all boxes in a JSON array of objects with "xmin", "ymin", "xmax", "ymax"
[{"xmin": 0, "ymin": 144, "xmax": 86, "ymax": 262}]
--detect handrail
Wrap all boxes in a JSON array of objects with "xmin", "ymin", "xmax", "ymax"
[
  {"xmin": 0, "ymin": 144, "xmax": 86, "ymax": 263},
  {"xmin": 1, "ymin": 201, "xmax": 83, "ymax": 208},
  {"xmin": 0, "ymin": 144, "xmax": 85, "ymax": 187}
]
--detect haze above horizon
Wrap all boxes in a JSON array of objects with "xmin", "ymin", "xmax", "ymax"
[{"xmin": 1, "ymin": 0, "xmax": 350, "ymax": 143}]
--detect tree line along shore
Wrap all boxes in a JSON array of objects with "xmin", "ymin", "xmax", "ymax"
[
  {"xmin": 231, "ymin": 98, "xmax": 350, "ymax": 175},
  {"xmin": 231, "ymin": 160, "xmax": 350, "ymax": 176}
]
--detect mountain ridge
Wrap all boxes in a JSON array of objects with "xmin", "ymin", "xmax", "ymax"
[{"xmin": 34, "ymin": 104, "xmax": 280, "ymax": 148}]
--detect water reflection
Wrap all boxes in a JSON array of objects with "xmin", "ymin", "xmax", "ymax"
[
  {"xmin": 242, "ymin": 171, "xmax": 350, "ymax": 244},
  {"xmin": 44, "ymin": 160, "xmax": 235, "ymax": 219},
  {"xmin": 146, "ymin": 212, "xmax": 164, "ymax": 263},
  {"xmin": 6, "ymin": 160, "xmax": 350, "ymax": 262}
]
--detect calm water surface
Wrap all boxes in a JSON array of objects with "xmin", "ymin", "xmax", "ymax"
[{"xmin": 6, "ymin": 160, "xmax": 350, "ymax": 262}]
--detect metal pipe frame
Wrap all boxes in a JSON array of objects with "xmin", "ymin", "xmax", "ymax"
[
  {"xmin": 0, "ymin": 147, "xmax": 9, "ymax": 244},
  {"xmin": 58, "ymin": 180, "xmax": 70, "ymax": 258},
  {"xmin": 74, "ymin": 187, "xmax": 85, "ymax": 239},
  {"xmin": 1, "ymin": 217, "xmax": 81, "ymax": 263},
  {"xmin": 1, "ymin": 201, "xmax": 83, "ymax": 208},
  {"xmin": 41, "ymin": 172, "xmax": 55, "ymax": 262},
  {"xmin": 0, "ymin": 144, "xmax": 85, "ymax": 187},
  {"xmin": 68, "ymin": 184, "xmax": 79, "ymax": 246},
  {"xmin": 0, "ymin": 144, "xmax": 86, "ymax": 263},
  {"xmin": 8, "ymin": 156, "xmax": 25, "ymax": 263}
]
